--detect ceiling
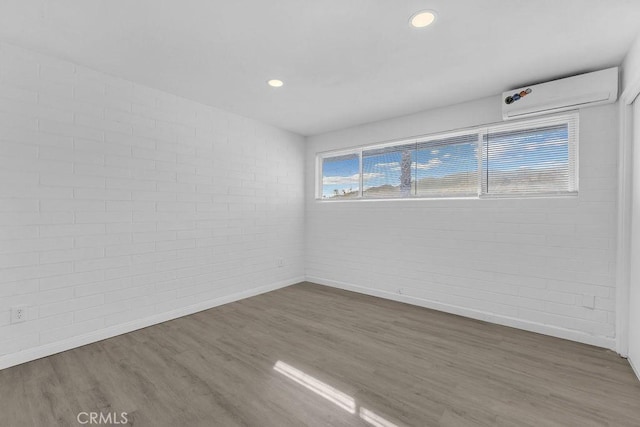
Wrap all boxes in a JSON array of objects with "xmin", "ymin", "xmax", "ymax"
[{"xmin": 0, "ymin": 1, "xmax": 639, "ymax": 136}]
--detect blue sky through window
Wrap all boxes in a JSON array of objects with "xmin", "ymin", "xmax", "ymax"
[
  {"xmin": 485, "ymin": 125, "xmax": 569, "ymax": 171},
  {"xmin": 485, "ymin": 124, "xmax": 570, "ymax": 193},
  {"xmin": 416, "ymin": 142, "xmax": 477, "ymax": 178},
  {"xmin": 322, "ymin": 155, "xmax": 359, "ymax": 198}
]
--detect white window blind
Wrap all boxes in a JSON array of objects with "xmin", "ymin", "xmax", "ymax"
[
  {"xmin": 416, "ymin": 134, "xmax": 479, "ymax": 198},
  {"xmin": 362, "ymin": 142, "xmax": 416, "ymax": 198},
  {"xmin": 317, "ymin": 112, "xmax": 578, "ymax": 200},
  {"xmin": 482, "ymin": 115, "xmax": 578, "ymax": 196}
]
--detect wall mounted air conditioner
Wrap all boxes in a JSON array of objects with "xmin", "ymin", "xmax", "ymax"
[{"xmin": 502, "ymin": 67, "xmax": 618, "ymax": 120}]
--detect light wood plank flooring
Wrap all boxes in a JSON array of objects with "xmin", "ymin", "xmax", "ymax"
[{"xmin": 1, "ymin": 282, "xmax": 639, "ymax": 426}]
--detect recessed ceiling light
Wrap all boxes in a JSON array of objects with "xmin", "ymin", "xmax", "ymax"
[
  {"xmin": 267, "ymin": 79, "xmax": 284, "ymax": 88},
  {"xmin": 410, "ymin": 10, "xmax": 437, "ymax": 28}
]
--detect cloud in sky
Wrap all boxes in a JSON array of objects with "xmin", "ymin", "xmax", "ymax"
[
  {"xmin": 372, "ymin": 159, "xmax": 442, "ymax": 172},
  {"xmin": 517, "ymin": 160, "xmax": 568, "ymax": 170},
  {"xmin": 373, "ymin": 161, "xmax": 400, "ymax": 168},
  {"xmin": 523, "ymin": 139, "xmax": 566, "ymax": 151},
  {"xmin": 489, "ymin": 134, "xmax": 567, "ymax": 157},
  {"xmin": 323, "ymin": 173, "xmax": 359, "ymax": 185},
  {"xmin": 363, "ymin": 172, "xmax": 384, "ymax": 180},
  {"xmin": 323, "ymin": 172, "xmax": 382, "ymax": 185},
  {"xmin": 414, "ymin": 158, "xmax": 442, "ymax": 170}
]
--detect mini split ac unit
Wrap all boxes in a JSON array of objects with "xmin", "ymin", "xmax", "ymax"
[{"xmin": 502, "ymin": 67, "xmax": 618, "ymax": 120}]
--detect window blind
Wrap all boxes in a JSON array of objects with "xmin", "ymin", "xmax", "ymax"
[
  {"xmin": 317, "ymin": 112, "xmax": 578, "ymax": 200},
  {"xmin": 482, "ymin": 116, "xmax": 578, "ymax": 195},
  {"xmin": 416, "ymin": 134, "xmax": 479, "ymax": 197},
  {"xmin": 362, "ymin": 142, "xmax": 417, "ymax": 198}
]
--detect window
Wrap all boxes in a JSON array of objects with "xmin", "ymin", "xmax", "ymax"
[
  {"xmin": 317, "ymin": 113, "xmax": 578, "ymax": 200},
  {"xmin": 416, "ymin": 134, "xmax": 479, "ymax": 197},
  {"xmin": 482, "ymin": 120, "xmax": 577, "ymax": 195},
  {"xmin": 320, "ymin": 152, "xmax": 360, "ymax": 199},
  {"xmin": 362, "ymin": 142, "xmax": 416, "ymax": 198}
]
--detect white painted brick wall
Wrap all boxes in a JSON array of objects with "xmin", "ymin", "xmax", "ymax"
[
  {"xmin": 0, "ymin": 40, "xmax": 621, "ymax": 365},
  {"xmin": 305, "ymin": 97, "xmax": 619, "ymax": 348},
  {"xmin": 0, "ymin": 42, "xmax": 305, "ymax": 361}
]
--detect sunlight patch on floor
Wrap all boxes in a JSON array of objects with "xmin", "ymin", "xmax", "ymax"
[{"xmin": 274, "ymin": 360, "xmax": 398, "ymax": 427}]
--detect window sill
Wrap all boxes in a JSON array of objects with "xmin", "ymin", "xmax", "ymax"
[{"xmin": 315, "ymin": 192, "xmax": 578, "ymax": 202}]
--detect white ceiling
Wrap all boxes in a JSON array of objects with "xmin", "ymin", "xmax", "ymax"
[{"xmin": 0, "ymin": 1, "xmax": 639, "ymax": 136}]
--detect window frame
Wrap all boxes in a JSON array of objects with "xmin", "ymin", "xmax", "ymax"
[
  {"xmin": 480, "ymin": 113, "xmax": 579, "ymax": 198},
  {"xmin": 316, "ymin": 112, "xmax": 579, "ymax": 201},
  {"xmin": 316, "ymin": 148, "xmax": 363, "ymax": 199}
]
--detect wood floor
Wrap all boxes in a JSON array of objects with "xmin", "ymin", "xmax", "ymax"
[{"xmin": 1, "ymin": 282, "xmax": 639, "ymax": 426}]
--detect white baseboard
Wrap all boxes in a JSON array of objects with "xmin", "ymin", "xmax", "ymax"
[
  {"xmin": 0, "ymin": 276, "xmax": 304, "ymax": 371},
  {"xmin": 629, "ymin": 355, "xmax": 640, "ymax": 383},
  {"xmin": 307, "ymin": 276, "xmax": 616, "ymax": 350}
]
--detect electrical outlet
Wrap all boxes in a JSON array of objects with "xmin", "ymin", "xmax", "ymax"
[
  {"xmin": 277, "ymin": 258, "xmax": 285, "ymax": 268},
  {"xmin": 11, "ymin": 306, "xmax": 27, "ymax": 324}
]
